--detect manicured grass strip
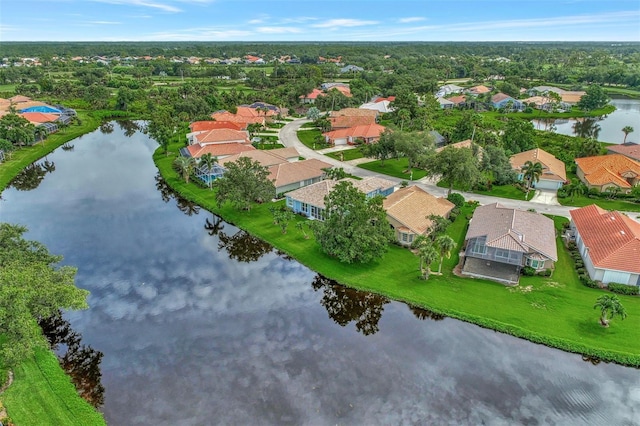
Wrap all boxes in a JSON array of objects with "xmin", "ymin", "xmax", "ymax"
[
  {"xmin": 155, "ymin": 141, "xmax": 640, "ymax": 367},
  {"xmin": 436, "ymin": 181, "xmax": 531, "ymax": 201},
  {"xmin": 0, "ymin": 111, "xmax": 100, "ymax": 190},
  {"xmin": 558, "ymin": 194, "xmax": 640, "ymax": 212},
  {"xmin": 299, "ymin": 122, "xmax": 316, "ymax": 129},
  {"xmin": 296, "ymin": 129, "xmax": 327, "ymax": 149},
  {"xmin": 1, "ymin": 348, "xmax": 105, "ymax": 426},
  {"xmin": 357, "ymin": 158, "xmax": 427, "ymax": 180},
  {"xmin": 325, "ymin": 148, "xmax": 364, "ymax": 161}
]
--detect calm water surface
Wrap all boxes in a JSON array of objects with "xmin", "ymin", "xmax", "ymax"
[
  {"xmin": 2, "ymin": 123, "xmax": 640, "ymax": 425},
  {"xmin": 532, "ymin": 97, "xmax": 640, "ymax": 144}
]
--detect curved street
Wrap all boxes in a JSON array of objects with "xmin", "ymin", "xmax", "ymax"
[{"xmin": 279, "ymin": 118, "xmax": 640, "ymax": 222}]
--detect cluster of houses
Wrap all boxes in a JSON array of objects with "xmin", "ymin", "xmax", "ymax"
[
  {"xmin": 436, "ymin": 84, "xmax": 585, "ymax": 112},
  {"xmin": 0, "ymin": 95, "xmax": 76, "ymax": 137}
]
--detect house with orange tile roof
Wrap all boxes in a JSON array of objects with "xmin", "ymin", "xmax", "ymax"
[
  {"xmin": 467, "ymin": 85, "xmax": 491, "ymax": 95},
  {"xmin": 19, "ymin": 112, "xmax": 60, "ymax": 124},
  {"xmin": 182, "ymin": 142, "xmax": 256, "ymax": 160},
  {"xmin": 211, "ymin": 109, "xmax": 265, "ymax": 129},
  {"xmin": 189, "ymin": 121, "xmax": 243, "ymax": 133},
  {"xmin": 181, "ymin": 127, "xmax": 254, "ymax": 160},
  {"xmin": 575, "ymin": 154, "xmax": 640, "ymax": 193},
  {"xmin": 510, "ymin": 148, "xmax": 567, "ymax": 190},
  {"xmin": 607, "ymin": 143, "xmax": 640, "ymax": 162},
  {"xmin": 286, "ymin": 177, "xmax": 396, "ymax": 220},
  {"xmin": 328, "ymin": 108, "xmax": 377, "ymax": 130},
  {"xmin": 462, "ymin": 203, "xmax": 558, "ymax": 285},
  {"xmin": 570, "ymin": 204, "xmax": 640, "ymax": 285},
  {"xmin": 300, "ymin": 88, "xmax": 324, "ymax": 104},
  {"xmin": 323, "ymin": 123, "xmax": 386, "ymax": 146},
  {"xmin": 383, "ymin": 185, "xmax": 455, "ymax": 246}
]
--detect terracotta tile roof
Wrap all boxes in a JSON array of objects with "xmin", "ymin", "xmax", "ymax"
[
  {"xmin": 186, "ymin": 142, "xmax": 255, "ymax": 159},
  {"xmin": 330, "ymin": 115, "xmax": 377, "ymax": 129},
  {"xmin": 491, "ymin": 92, "xmax": 512, "ymax": 103},
  {"xmin": 287, "ymin": 177, "xmax": 395, "ymax": 208},
  {"xmin": 466, "ymin": 203, "xmax": 557, "ymax": 261},
  {"xmin": 510, "ymin": 148, "xmax": 567, "ymax": 182},
  {"xmin": 210, "ymin": 111, "xmax": 263, "ymax": 127},
  {"xmin": 332, "ymin": 86, "xmax": 352, "ymax": 97},
  {"xmin": 219, "ymin": 149, "xmax": 291, "ymax": 167},
  {"xmin": 383, "ymin": 186, "xmax": 455, "ymax": 235},
  {"xmin": 576, "ymin": 154, "xmax": 640, "ymax": 189},
  {"xmin": 236, "ymin": 105, "xmax": 276, "ymax": 117},
  {"xmin": 521, "ymin": 96, "xmax": 551, "ymax": 106},
  {"xmin": 560, "ymin": 91, "xmax": 585, "ymax": 104},
  {"xmin": 8, "ymin": 95, "xmax": 31, "ymax": 103},
  {"xmin": 330, "ymin": 108, "xmax": 378, "ymax": 118},
  {"xmin": 570, "ymin": 204, "xmax": 640, "ymax": 274},
  {"xmin": 0, "ymin": 100, "xmax": 48, "ymax": 112},
  {"xmin": 607, "ymin": 144, "xmax": 640, "ymax": 162},
  {"xmin": 323, "ymin": 123, "xmax": 386, "ymax": 141},
  {"xmin": 19, "ymin": 112, "xmax": 59, "ymax": 123},
  {"xmin": 447, "ymin": 95, "xmax": 467, "ymax": 104},
  {"xmin": 189, "ymin": 121, "xmax": 242, "ymax": 132},
  {"xmin": 300, "ymin": 88, "xmax": 324, "ymax": 100},
  {"xmin": 194, "ymin": 129, "xmax": 250, "ymax": 145},
  {"xmin": 268, "ymin": 159, "xmax": 332, "ymax": 189},
  {"xmin": 468, "ymin": 85, "xmax": 490, "ymax": 94},
  {"xmin": 269, "ymin": 147, "xmax": 300, "ymax": 160}
]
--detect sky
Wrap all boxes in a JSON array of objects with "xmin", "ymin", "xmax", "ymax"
[{"xmin": 1, "ymin": 0, "xmax": 639, "ymax": 42}]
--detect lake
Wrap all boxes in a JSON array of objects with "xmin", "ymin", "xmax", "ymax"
[
  {"xmin": 1, "ymin": 122, "xmax": 640, "ymax": 425},
  {"xmin": 532, "ymin": 97, "xmax": 640, "ymax": 144}
]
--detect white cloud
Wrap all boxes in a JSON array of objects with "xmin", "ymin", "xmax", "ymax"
[
  {"xmin": 398, "ymin": 17, "xmax": 425, "ymax": 23},
  {"xmin": 91, "ymin": 0, "xmax": 182, "ymax": 13},
  {"xmin": 89, "ymin": 21, "xmax": 123, "ymax": 25},
  {"xmin": 312, "ymin": 18, "xmax": 379, "ymax": 28},
  {"xmin": 248, "ymin": 19, "xmax": 264, "ymax": 24},
  {"xmin": 256, "ymin": 26, "xmax": 301, "ymax": 34}
]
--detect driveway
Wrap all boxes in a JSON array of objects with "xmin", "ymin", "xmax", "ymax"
[
  {"xmin": 279, "ymin": 118, "xmax": 640, "ymax": 223},
  {"xmin": 529, "ymin": 189, "xmax": 559, "ymax": 205}
]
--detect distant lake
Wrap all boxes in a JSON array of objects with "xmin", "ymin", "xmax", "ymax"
[
  {"xmin": 2, "ymin": 122, "xmax": 640, "ymax": 424},
  {"xmin": 532, "ymin": 97, "xmax": 640, "ymax": 144}
]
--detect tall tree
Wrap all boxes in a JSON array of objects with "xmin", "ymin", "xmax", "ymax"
[
  {"xmin": 311, "ymin": 181, "xmax": 394, "ymax": 264},
  {"xmin": 502, "ymin": 119, "xmax": 536, "ymax": 154},
  {"xmin": 622, "ymin": 125, "xmax": 634, "ymax": 144},
  {"xmin": 434, "ymin": 234, "xmax": 456, "ymax": 275},
  {"xmin": 521, "ymin": 160, "xmax": 543, "ymax": 198},
  {"xmin": 360, "ymin": 129, "xmax": 396, "ymax": 167},
  {"xmin": 147, "ymin": 109, "xmax": 177, "ymax": 155},
  {"xmin": 594, "ymin": 294, "xmax": 627, "ymax": 327},
  {"xmin": 577, "ymin": 85, "xmax": 609, "ymax": 111},
  {"xmin": 214, "ymin": 156, "xmax": 275, "ymax": 211},
  {"xmin": 199, "ymin": 153, "xmax": 216, "ymax": 189},
  {"xmin": 412, "ymin": 235, "xmax": 438, "ymax": 280},
  {"xmin": 394, "ymin": 131, "xmax": 434, "ymax": 172},
  {"xmin": 174, "ymin": 155, "xmax": 196, "ymax": 184},
  {"xmin": 424, "ymin": 146, "xmax": 480, "ymax": 196},
  {"xmin": 0, "ymin": 112, "xmax": 35, "ymax": 146},
  {"xmin": 0, "ymin": 224, "xmax": 89, "ymax": 366}
]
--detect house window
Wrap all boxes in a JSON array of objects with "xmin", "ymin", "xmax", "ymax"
[
  {"xmin": 401, "ymin": 233, "xmax": 408, "ymax": 242},
  {"xmin": 301, "ymin": 203, "xmax": 308, "ymax": 213},
  {"xmin": 495, "ymin": 249, "xmax": 509, "ymax": 259},
  {"xmin": 526, "ymin": 258, "xmax": 542, "ymax": 269},
  {"xmin": 471, "ymin": 237, "xmax": 487, "ymax": 255},
  {"xmin": 286, "ymin": 198, "xmax": 293, "ymax": 207}
]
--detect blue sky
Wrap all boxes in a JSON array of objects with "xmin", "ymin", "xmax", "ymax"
[{"xmin": 1, "ymin": 0, "xmax": 639, "ymax": 42}]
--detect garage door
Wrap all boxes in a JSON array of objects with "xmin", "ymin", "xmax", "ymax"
[
  {"xmin": 603, "ymin": 270, "xmax": 631, "ymax": 285},
  {"xmin": 534, "ymin": 179, "xmax": 561, "ymax": 190}
]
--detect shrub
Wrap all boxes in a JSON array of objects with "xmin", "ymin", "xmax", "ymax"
[
  {"xmin": 447, "ymin": 192, "xmax": 465, "ymax": 208},
  {"xmin": 567, "ymin": 242, "xmax": 577, "ymax": 251},
  {"xmin": 538, "ymin": 269, "xmax": 552, "ymax": 277},
  {"xmin": 607, "ymin": 283, "xmax": 639, "ymax": 296},
  {"xmin": 574, "ymin": 260, "xmax": 584, "ymax": 268},
  {"xmin": 522, "ymin": 266, "xmax": 536, "ymax": 276},
  {"xmin": 576, "ymin": 267, "xmax": 586, "ymax": 275}
]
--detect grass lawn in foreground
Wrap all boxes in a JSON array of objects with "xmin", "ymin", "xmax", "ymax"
[
  {"xmin": 436, "ymin": 181, "xmax": 531, "ymax": 201},
  {"xmin": 155, "ymin": 141, "xmax": 640, "ymax": 366},
  {"xmin": 558, "ymin": 194, "xmax": 640, "ymax": 212},
  {"xmin": 325, "ymin": 148, "xmax": 364, "ymax": 161},
  {"xmin": 296, "ymin": 129, "xmax": 329, "ymax": 150},
  {"xmin": 358, "ymin": 158, "xmax": 427, "ymax": 180},
  {"xmin": 1, "ymin": 347, "xmax": 106, "ymax": 426}
]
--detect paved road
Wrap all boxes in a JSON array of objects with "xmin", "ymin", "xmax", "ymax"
[{"xmin": 280, "ymin": 118, "xmax": 640, "ymax": 222}]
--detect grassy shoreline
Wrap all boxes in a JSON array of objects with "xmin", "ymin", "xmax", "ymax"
[
  {"xmin": 0, "ymin": 113, "xmax": 110, "ymax": 426},
  {"xmin": 154, "ymin": 141, "xmax": 640, "ymax": 368}
]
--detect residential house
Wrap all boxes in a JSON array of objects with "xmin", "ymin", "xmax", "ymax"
[
  {"xmin": 527, "ymin": 86, "xmax": 584, "ymax": 105},
  {"xmin": 491, "ymin": 93, "xmax": 523, "ymax": 110},
  {"xmin": 569, "ymin": 204, "xmax": 640, "ymax": 286},
  {"xmin": 575, "ymin": 154, "xmax": 640, "ymax": 193},
  {"xmin": 300, "ymin": 89, "xmax": 324, "ymax": 104},
  {"xmin": 509, "ymin": 148, "xmax": 567, "ymax": 190},
  {"xmin": 461, "ymin": 203, "xmax": 558, "ymax": 285},
  {"xmin": 607, "ymin": 143, "xmax": 640, "ymax": 162},
  {"xmin": 383, "ymin": 185, "xmax": 455, "ymax": 246},
  {"xmin": 359, "ymin": 100, "xmax": 394, "ymax": 114},
  {"xmin": 286, "ymin": 177, "xmax": 396, "ymax": 220},
  {"xmin": 436, "ymin": 84, "xmax": 464, "ymax": 98},
  {"xmin": 435, "ymin": 139, "xmax": 473, "ymax": 153},
  {"xmin": 466, "ymin": 85, "xmax": 491, "ymax": 96},
  {"xmin": 340, "ymin": 65, "xmax": 364, "ymax": 73},
  {"xmin": 521, "ymin": 96, "xmax": 554, "ymax": 111},
  {"xmin": 323, "ymin": 123, "xmax": 386, "ymax": 146},
  {"xmin": 211, "ymin": 106, "xmax": 273, "ymax": 129},
  {"xmin": 329, "ymin": 108, "xmax": 378, "ymax": 130},
  {"xmin": 218, "ymin": 148, "xmax": 331, "ymax": 195},
  {"xmin": 437, "ymin": 97, "xmax": 455, "ymax": 109},
  {"xmin": 429, "ymin": 130, "xmax": 447, "ymax": 148},
  {"xmin": 447, "ymin": 95, "xmax": 468, "ymax": 108},
  {"xmin": 181, "ymin": 128, "xmax": 254, "ymax": 160},
  {"xmin": 189, "ymin": 120, "xmax": 243, "ymax": 133}
]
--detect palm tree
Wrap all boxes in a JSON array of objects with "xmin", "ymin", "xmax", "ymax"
[
  {"xmin": 521, "ymin": 160, "xmax": 543, "ymax": 199},
  {"xmin": 622, "ymin": 126, "xmax": 634, "ymax": 144},
  {"xmin": 199, "ymin": 153, "xmax": 216, "ymax": 189},
  {"xmin": 34, "ymin": 125, "xmax": 48, "ymax": 145},
  {"xmin": 412, "ymin": 235, "xmax": 438, "ymax": 280},
  {"xmin": 397, "ymin": 109, "xmax": 410, "ymax": 131},
  {"xmin": 579, "ymin": 137, "xmax": 602, "ymax": 157},
  {"xmin": 566, "ymin": 181, "xmax": 586, "ymax": 202},
  {"xmin": 434, "ymin": 235, "xmax": 456, "ymax": 275},
  {"xmin": 594, "ymin": 294, "xmax": 627, "ymax": 327},
  {"xmin": 174, "ymin": 156, "xmax": 196, "ymax": 184}
]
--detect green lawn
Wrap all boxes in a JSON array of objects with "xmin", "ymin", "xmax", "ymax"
[
  {"xmin": 325, "ymin": 148, "xmax": 364, "ymax": 161},
  {"xmin": 358, "ymin": 158, "xmax": 427, "ymax": 180},
  {"xmin": 300, "ymin": 122, "xmax": 316, "ymax": 129},
  {"xmin": 0, "ymin": 111, "xmax": 101, "ymax": 190},
  {"xmin": 436, "ymin": 181, "xmax": 532, "ymax": 201},
  {"xmin": 296, "ymin": 129, "xmax": 329, "ymax": 149},
  {"xmin": 255, "ymin": 143, "xmax": 285, "ymax": 150},
  {"xmin": 154, "ymin": 145, "xmax": 640, "ymax": 366},
  {"xmin": 1, "ymin": 348, "xmax": 105, "ymax": 426},
  {"xmin": 558, "ymin": 194, "xmax": 640, "ymax": 212}
]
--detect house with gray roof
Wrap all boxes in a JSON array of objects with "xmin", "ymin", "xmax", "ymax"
[{"xmin": 461, "ymin": 203, "xmax": 558, "ymax": 285}]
